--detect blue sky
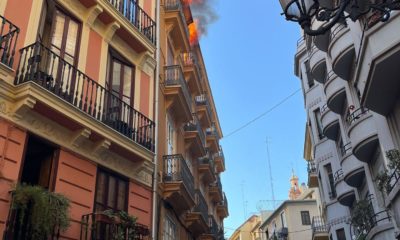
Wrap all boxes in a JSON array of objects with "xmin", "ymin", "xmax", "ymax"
[{"xmin": 198, "ymin": 0, "xmax": 308, "ymax": 237}]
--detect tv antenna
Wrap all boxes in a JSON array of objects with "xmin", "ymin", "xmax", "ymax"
[{"xmin": 266, "ymin": 137, "xmax": 276, "ymax": 209}]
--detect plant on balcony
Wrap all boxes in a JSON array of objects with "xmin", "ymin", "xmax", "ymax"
[
  {"xmin": 350, "ymin": 199, "xmax": 374, "ymax": 239},
  {"xmin": 375, "ymin": 149, "xmax": 400, "ymax": 194},
  {"xmin": 11, "ymin": 184, "xmax": 70, "ymax": 239},
  {"xmin": 102, "ymin": 209, "xmax": 137, "ymax": 240}
]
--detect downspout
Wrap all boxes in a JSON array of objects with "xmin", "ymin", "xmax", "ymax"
[{"xmin": 151, "ymin": 0, "xmax": 161, "ymax": 238}]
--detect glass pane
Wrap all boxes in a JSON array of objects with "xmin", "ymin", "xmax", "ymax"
[
  {"xmin": 65, "ymin": 20, "xmax": 78, "ymax": 59},
  {"xmin": 112, "ymin": 61, "xmax": 121, "ymax": 96},
  {"xmin": 107, "ymin": 176, "xmax": 117, "ymax": 209},
  {"xmin": 117, "ymin": 180, "xmax": 127, "ymax": 211},
  {"xmin": 51, "ymin": 11, "xmax": 65, "ymax": 50},
  {"xmin": 95, "ymin": 172, "xmax": 107, "ymax": 210},
  {"xmin": 122, "ymin": 66, "xmax": 132, "ymax": 105}
]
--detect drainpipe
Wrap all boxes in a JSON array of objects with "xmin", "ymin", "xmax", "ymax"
[{"xmin": 151, "ymin": 0, "xmax": 161, "ymax": 239}]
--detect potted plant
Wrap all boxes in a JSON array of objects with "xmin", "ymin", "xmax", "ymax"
[
  {"xmin": 101, "ymin": 209, "xmax": 137, "ymax": 240},
  {"xmin": 375, "ymin": 149, "xmax": 400, "ymax": 194},
  {"xmin": 9, "ymin": 184, "xmax": 70, "ymax": 239}
]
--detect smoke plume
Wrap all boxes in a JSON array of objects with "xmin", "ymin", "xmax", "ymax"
[{"xmin": 188, "ymin": 0, "xmax": 218, "ymax": 41}]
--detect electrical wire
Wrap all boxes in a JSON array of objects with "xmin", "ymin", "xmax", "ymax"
[
  {"xmin": 223, "ymin": 88, "xmax": 302, "ymax": 139},
  {"xmin": 224, "ymin": 226, "xmax": 312, "ymax": 234}
]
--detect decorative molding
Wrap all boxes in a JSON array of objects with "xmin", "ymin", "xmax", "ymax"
[
  {"xmin": 307, "ymin": 97, "xmax": 322, "ymax": 109},
  {"xmin": 71, "ymin": 129, "xmax": 91, "ymax": 148},
  {"xmin": 104, "ymin": 21, "xmax": 121, "ymax": 43},
  {"xmin": 85, "ymin": 5, "xmax": 103, "ymax": 28},
  {"xmin": 316, "ymin": 151, "xmax": 334, "ymax": 164},
  {"xmin": 139, "ymin": 53, "xmax": 157, "ymax": 75}
]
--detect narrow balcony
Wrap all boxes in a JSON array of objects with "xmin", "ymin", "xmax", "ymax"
[
  {"xmin": 80, "ymin": 212, "xmax": 150, "ymax": 240},
  {"xmin": 186, "ymin": 190, "xmax": 209, "ymax": 237},
  {"xmin": 340, "ymin": 145, "xmax": 366, "ymax": 188},
  {"xmin": 164, "ymin": 0, "xmax": 190, "ymax": 52},
  {"xmin": 308, "ymin": 161, "xmax": 318, "ymax": 188},
  {"xmin": 164, "ymin": 65, "xmax": 193, "ymax": 123},
  {"xmin": 334, "ymin": 169, "xmax": 356, "ymax": 207},
  {"xmin": 198, "ymin": 155, "xmax": 216, "ymax": 184},
  {"xmin": 0, "ymin": 15, "xmax": 19, "ymax": 68},
  {"xmin": 163, "ymin": 154, "xmax": 196, "ymax": 214},
  {"xmin": 213, "ymin": 146, "xmax": 225, "ymax": 173},
  {"xmin": 199, "ymin": 215, "xmax": 220, "ymax": 240},
  {"xmin": 311, "ymin": 216, "xmax": 329, "ymax": 240},
  {"xmin": 184, "ymin": 113, "xmax": 206, "ymax": 157},
  {"xmin": 206, "ymin": 124, "xmax": 219, "ymax": 153},
  {"xmin": 195, "ymin": 94, "xmax": 213, "ymax": 127},
  {"xmin": 217, "ymin": 193, "xmax": 229, "ymax": 218},
  {"xmin": 321, "ymin": 108, "xmax": 340, "ymax": 140},
  {"xmin": 387, "ymin": 166, "xmax": 400, "ymax": 196},
  {"xmin": 312, "ymin": 18, "xmax": 330, "ymax": 52},
  {"xmin": 324, "ymin": 71, "xmax": 347, "ymax": 114},
  {"xmin": 309, "ymin": 45, "xmax": 327, "ymax": 83},
  {"xmin": 328, "ymin": 24, "xmax": 355, "ymax": 80},
  {"xmin": 209, "ymin": 176, "xmax": 223, "ymax": 203},
  {"xmin": 181, "ymin": 52, "xmax": 202, "ymax": 94},
  {"xmin": 346, "ymin": 107, "xmax": 379, "ymax": 163},
  {"xmin": 90, "ymin": 0, "xmax": 156, "ymax": 53},
  {"xmin": 15, "ymin": 42, "xmax": 155, "ymax": 151}
]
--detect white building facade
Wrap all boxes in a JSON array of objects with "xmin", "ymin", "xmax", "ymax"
[{"xmin": 295, "ymin": 9, "xmax": 400, "ymax": 240}]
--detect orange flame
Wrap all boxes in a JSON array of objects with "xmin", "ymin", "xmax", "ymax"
[{"xmin": 188, "ymin": 19, "xmax": 201, "ymax": 46}]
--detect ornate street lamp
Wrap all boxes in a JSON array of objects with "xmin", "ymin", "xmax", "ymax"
[{"xmin": 279, "ymin": 0, "xmax": 400, "ymax": 35}]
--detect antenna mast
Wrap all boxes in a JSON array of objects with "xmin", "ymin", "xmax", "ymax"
[{"xmin": 266, "ymin": 137, "xmax": 276, "ymax": 209}]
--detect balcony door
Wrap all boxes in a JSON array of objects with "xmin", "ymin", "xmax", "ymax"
[{"xmin": 106, "ymin": 50, "xmax": 135, "ymax": 133}]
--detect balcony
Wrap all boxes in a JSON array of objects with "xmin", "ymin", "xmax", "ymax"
[
  {"xmin": 328, "ymin": 24, "xmax": 355, "ymax": 80},
  {"xmin": 14, "ymin": 42, "xmax": 155, "ymax": 151},
  {"xmin": 184, "ymin": 114, "xmax": 206, "ymax": 156},
  {"xmin": 312, "ymin": 19, "xmax": 330, "ymax": 52},
  {"xmin": 217, "ymin": 193, "xmax": 229, "ymax": 218},
  {"xmin": 324, "ymin": 71, "xmax": 347, "ymax": 114},
  {"xmin": 321, "ymin": 108, "xmax": 340, "ymax": 140},
  {"xmin": 309, "ymin": 45, "xmax": 327, "ymax": 83},
  {"xmin": 93, "ymin": 0, "xmax": 156, "ymax": 52},
  {"xmin": 308, "ymin": 161, "xmax": 318, "ymax": 188},
  {"xmin": 163, "ymin": 154, "xmax": 196, "ymax": 214},
  {"xmin": 311, "ymin": 216, "xmax": 329, "ymax": 240},
  {"xmin": 164, "ymin": 0, "xmax": 190, "ymax": 52},
  {"xmin": 198, "ymin": 155, "xmax": 216, "ymax": 184},
  {"xmin": 164, "ymin": 65, "xmax": 193, "ymax": 123},
  {"xmin": 0, "ymin": 15, "xmax": 19, "ymax": 69},
  {"xmin": 195, "ymin": 94, "xmax": 213, "ymax": 127},
  {"xmin": 334, "ymin": 169, "xmax": 356, "ymax": 207},
  {"xmin": 346, "ymin": 107, "xmax": 379, "ymax": 163},
  {"xmin": 340, "ymin": 145, "xmax": 366, "ymax": 188},
  {"xmin": 181, "ymin": 52, "xmax": 202, "ymax": 94},
  {"xmin": 213, "ymin": 146, "xmax": 225, "ymax": 173},
  {"xmin": 80, "ymin": 212, "xmax": 150, "ymax": 240},
  {"xmin": 209, "ymin": 176, "xmax": 223, "ymax": 203},
  {"xmin": 186, "ymin": 190, "xmax": 209, "ymax": 237},
  {"xmin": 206, "ymin": 124, "xmax": 219, "ymax": 153}
]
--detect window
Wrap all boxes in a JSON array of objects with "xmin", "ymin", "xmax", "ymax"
[
  {"xmin": 336, "ymin": 228, "xmax": 346, "ymax": 240},
  {"xmin": 325, "ymin": 164, "xmax": 336, "ymax": 199},
  {"xmin": 94, "ymin": 169, "xmax": 128, "ymax": 212},
  {"xmin": 304, "ymin": 60, "xmax": 314, "ymax": 88},
  {"xmin": 163, "ymin": 216, "xmax": 177, "ymax": 240},
  {"xmin": 300, "ymin": 211, "xmax": 311, "ymax": 225},
  {"xmin": 314, "ymin": 108, "xmax": 324, "ymax": 139}
]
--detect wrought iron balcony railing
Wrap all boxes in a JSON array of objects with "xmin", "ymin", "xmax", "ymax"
[
  {"xmin": 163, "ymin": 154, "xmax": 195, "ymax": 199},
  {"xmin": 307, "ymin": 161, "xmax": 317, "ymax": 174},
  {"xmin": 210, "ymin": 175, "xmax": 222, "ymax": 193},
  {"xmin": 0, "ymin": 15, "xmax": 19, "ymax": 68},
  {"xmin": 164, "ymin": 65, "xmax": 192, "ymax": 110},
  {"xmin": 219, "ymin": 192, "xmax": 228, "ymax": 209},
  {"xmin": 195, "ymin": 94, "xmax": 213, "ymax": 119},
  {"xmin": 340, "ymin": 142, "xmax": 352, "ymax": 157},
  {"xmin": 206, "ymin": 124, "xmax": 219, "ymax": 138},
  {"xmin": 195, "ymin": 190, "xmax": 209, "ymax": 222},
  {"xmin": 14, "ymin": 42, "xmax": 155, "ymax": 151},
  {"xmin": 164, "ymin": 0, "xmax": 190, "ymax": 40},
  {"xmin": 312, "ymin": 216, "xmax": 328, "ymax": 236},
  {"xmin": 80, "ymin": 212, "xmax": 150, "ymax": 240},
  {"xmin": 184, "ymin": 113, "xmax": 205, "ymax": 147},
  {"xmin": 346, "ymin": 106, "xmax": 369, "ymax": 126},
  {"xmin": 107, "ymin": 0, "xmax": 156, "ymax": 44},
  {"xmin": 388, "ymin": 167, "xmax": 400, "ymax": 195},
  {"xmin": 334, "ymin": 169, "xmax": 344, "ymax": 183}
]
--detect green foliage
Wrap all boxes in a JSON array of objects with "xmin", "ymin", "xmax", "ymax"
[
  {"xmin": 101, "ymin": 209, "xmax": 137, "ymax": 240},
  {"xmin": 350, "ymin": 199, "xmax": 374, "ymax": 239},
  {"xmin": 374, "ymin": 149, "xmax": 400, "ymax": 194},
  {"xmin": 11, "ymin": 184, "xmax": 70, "ymax": 239}
]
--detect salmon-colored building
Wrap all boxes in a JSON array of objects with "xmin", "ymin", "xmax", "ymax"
[
  {"xmin": 155, "ymin": 1, "xmax": 228, "ymax": 239},
  {"xmin": 0, "ymin": 0, "xmax": 157, "ymax": 238}
]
